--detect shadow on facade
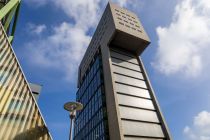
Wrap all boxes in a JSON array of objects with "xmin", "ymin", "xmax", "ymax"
[{"xmin": 13, "ymin": 125, "xmax": 48, "ymax": 140}]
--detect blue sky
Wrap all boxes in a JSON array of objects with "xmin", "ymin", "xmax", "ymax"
[{"xmin": 12, "ymin": 0, "xmax": 210, "ymax": 139}]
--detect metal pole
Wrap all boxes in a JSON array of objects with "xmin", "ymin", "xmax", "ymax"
[
  {"xmin": 64, "ymin": 102, "xmax": 83, "ymax": 140},
  {"xmin": 69, "ymin": 115, "xmax": 74, "ymax": 140}
]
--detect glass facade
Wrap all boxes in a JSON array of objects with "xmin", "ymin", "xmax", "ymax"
[
  {"xmin": 0, "ymin": 24, "xmax": 51, "ymax": 139},
  {"xmin": 74, "ymin": 50, "xmax": 109, "ymax": 140}
]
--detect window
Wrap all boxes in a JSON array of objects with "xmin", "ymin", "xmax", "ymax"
[{"xmin": 74, "ymin": 52, "xmax": 109, "ymax": 139}]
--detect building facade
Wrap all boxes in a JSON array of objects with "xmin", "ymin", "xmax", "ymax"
[
  {"xmin": 0, "ymin": 1, "xmax": 52, "ymax": 139},
  {"xmin": 74, "ymin": 2, "xmax": 172, "ymax": 140}
]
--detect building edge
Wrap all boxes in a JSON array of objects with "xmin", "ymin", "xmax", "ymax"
[{"xmin": 0, "ymin": 22, "xmax": 53, "ymax": 140}]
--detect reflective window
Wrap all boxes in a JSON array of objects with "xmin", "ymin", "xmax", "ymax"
[{"xmin": 74, "ymin": 50, "xmax": 109, "ymax": 140}]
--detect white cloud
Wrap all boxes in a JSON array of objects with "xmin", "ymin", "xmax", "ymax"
[
  {"xmin": 25, "ymin": 0, "xmax": 129, "ymax": 30},
  {"xmin": 23, "ymin": 0, "xmax": 133, "ymax": 81},
  {"xmin": 184, "ymin": 111, "xmax": 210, "ymax": 140},
  {"xmin": 113, "ymin": 0, "xmax": 127, "ymax": 7},
  {"xmin": 25, "ymin": 22, "xmax": 90, "ymax": 81},
  {"xmin": 52, "ymin": 0, "xmax": 127, "ymax": 30},
  {"xmin": 53, "ymin": 0, "xmax": 104, "ymax": 31},
  {"xmin": 153, "ymin": 0, "xmax": 210, "ymax": 78},
  {"xmin": 27, "ymin": 23, "xmax": 47, "ymax": 35},
  {"xmin": 52, "ymin": 0, "xmax": 128, "ymax": 30},
  {"xmin": 25, "ymin": 0, "xmax": 128, "ymax": 31}
]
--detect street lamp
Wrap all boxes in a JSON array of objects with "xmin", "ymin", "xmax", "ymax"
[{"xmin": 64, "ymin": 102, "xmax": 83, "ymax": 140}]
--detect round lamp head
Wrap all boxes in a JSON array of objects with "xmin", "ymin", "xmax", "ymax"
[{"xmin": 64, "ymin": 102, "xmax": 83, "ymax": 112}]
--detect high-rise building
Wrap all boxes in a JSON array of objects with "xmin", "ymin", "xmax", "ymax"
[
  {"xmin": 74, "ymin": 2, "xmax": 172, "ymax": 140},
  {"xmin": 0, "ymin": 0, "xmax": 52, "ymax": 139}
]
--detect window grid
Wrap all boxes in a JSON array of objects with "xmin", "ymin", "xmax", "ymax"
[{"xmin": 74, "ymin": 51, "xmax": 109, "ymax": 140}]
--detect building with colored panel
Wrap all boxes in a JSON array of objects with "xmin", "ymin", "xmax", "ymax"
[
  {"xmin": 0, "ymin": 1, "xmax": 52, "ymax": 139},
  {"xmin": 74, "ymin": 2, "xmax": 172, "ymax": 140}
]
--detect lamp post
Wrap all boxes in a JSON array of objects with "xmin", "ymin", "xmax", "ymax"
[{"xmin": 64, "ymin": 102, "xmax": 83, "ymax": 140}]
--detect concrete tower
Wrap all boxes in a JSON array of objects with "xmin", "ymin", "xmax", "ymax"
[{"xmin": 74, "ymin": 2, "xmax": 172, "ymax": 140}]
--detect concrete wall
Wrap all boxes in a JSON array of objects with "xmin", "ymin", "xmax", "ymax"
[{"xmin": 109, "ymin": 48, "xmax": 169, "ymax": 139}]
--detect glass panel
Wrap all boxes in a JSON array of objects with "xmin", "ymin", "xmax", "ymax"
[
  {"xmin": 124, "ymin": 137, "xmax": 164, "ymax": 140},
  {"xmin": 74, "ymin": 50, "xmax": 109, "ymax": 140},
  {"xmin": 119, "ymin": 106, "xmax": 159, "ymax": 123},
  {"xmin": 122, "ymin": 120, "xmax": 165, "ymax": 138},
  {"xmin": 111, "ymin": 57, "xmax": 141, "ymax": 71},
  {"xmin": 112, "ymin": 65, "xmax": 144, "ymax": 80},
  {"xmin": 117, "ymin": 94, "xmax": 155, "ymax": 110},
  {"xmin": 115, "ymin": 83, "xmax": 150, "ymax": 99},
  {"xmin": 114, "ymin": 73, "xmax": 147, "ymax": 89},
  {"xmin": 110, "ymin": 50, "xmax": 138, "ymax": 64}
]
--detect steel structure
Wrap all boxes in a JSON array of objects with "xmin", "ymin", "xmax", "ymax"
[{"xmin": 0, "ymin": 0, "xmax": 21, "ymax": 43}]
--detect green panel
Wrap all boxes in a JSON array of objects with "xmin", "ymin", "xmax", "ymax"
[
  {"xmin": 0, "ymin": 0, "xmax": 21, "ymax": 45},
  {"xmin": 11, "ymin": 3, "xmax": 21, "ymax": 39},
  {"xmin": 0, "ymin": 0, "xmax": 20, "ymax": 20},
  {"xmin": 8, "ymin": 35, "xmax": 13, "ymax": 43},
  {"xmin": 3, "ymin": 3, "xmax": 18, "ymax": 31}
]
